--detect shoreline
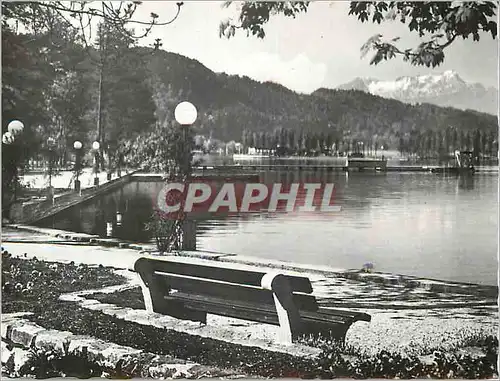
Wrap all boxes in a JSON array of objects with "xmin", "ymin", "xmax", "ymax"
[{"xmin": 3, "ymin": 224, "xmax": 497, "ymax": 296}]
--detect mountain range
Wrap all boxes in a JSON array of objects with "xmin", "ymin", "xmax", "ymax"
[
  {"xmin": 141, "ymin": 49, "xmax": 497, "ymax": 148},
  {"xmin": 337, "ymin": 71, "xmax": 498, "ymax": 116}
]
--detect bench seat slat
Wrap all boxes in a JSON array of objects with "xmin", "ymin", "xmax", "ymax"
[
  {"xmin": 167, "ymin": 292, "xmax": 354, "ymax": 326},
  {"xmin": 135, "ymin": 257, "xmax": 313, "ymax": 293},
  {"xmin": 300, "ymin": 310, "xmax": 368, "ymax": 325},
  {"xmin": 165, "ymin": 293, "xmax": 280, "ymax": 325},
  {"xmin": 317, "ymin": 307, "xmax": 372, "ymax": 322}
]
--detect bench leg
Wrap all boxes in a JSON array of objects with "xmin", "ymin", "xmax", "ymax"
[
  {"xmin": 137, "ymin": 273, "xmax": 157, "ymax": 313},
  {"xmin": 137, "ymin": 272, "xmax": 207, "ymax": 323},
  {"xmin": 261, "ymin": 273, "xmax": 303, "ymax": 345}
]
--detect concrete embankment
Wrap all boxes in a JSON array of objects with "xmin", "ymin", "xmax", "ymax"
[
  {"xmin": 10, "ymin": 170, "xmax": 140, "ymax": 225},
  {"xmin": 3, "ymin": 224, "xmax": 497, "ymax": 300}
]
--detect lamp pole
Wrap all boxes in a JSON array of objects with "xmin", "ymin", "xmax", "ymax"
[
  {"xmin": 92, "ymin": 141, "xmax": 100, "ymax": 186},
  {"xmin": 46, "ymin": 137, "xmax": 57, "ymax": 189},
  {"xmin": 3, "ymin": 120, "xmax": 25, "ymax": 204},
  {"xmin": 174, "ymin": 101, "xmax": 198, "ymax": 251},
  {"xmin": 73, "ymin": 141, "xmax": 82, "ymax": 192}
]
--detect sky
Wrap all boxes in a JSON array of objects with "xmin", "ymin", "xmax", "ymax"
[{"xmin": 128, "ymin": 1, "xmax": 498, "ymax": 94}]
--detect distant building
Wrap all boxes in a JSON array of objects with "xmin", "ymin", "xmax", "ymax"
[{"xmin": 245, "ymin": 147, "xmax": 274, "ymax": 156}]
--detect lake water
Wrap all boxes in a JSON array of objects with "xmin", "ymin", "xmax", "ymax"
[{"xmin": 37, "ymin": 170, "xmax": 498, "ymax": 286}]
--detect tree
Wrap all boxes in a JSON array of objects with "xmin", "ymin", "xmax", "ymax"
[
  {"xmin": 425, "ymin": 132, "xmax": 433, "ymax": 157},
  {"xmin": 279, "ymin": 127, "xmax": 288, "ymax": 148},
  {"xmin": 2, "ymin": 2, "xmax": 183, "ymax": 49},
  {"xmin": 2, "ymin": 24, "xmax": 73, "ymax": 211},
  {"xmin": 473, "ymin": 129, "xmax": 482, "ymax": 163},
  {"xmin": 220, "ymin": 1, "xmax": 497, "ymax": 67},
  {"xmin": 242, "ymin": 129, "xmax": 249, "ymax": 147},
  {"xmin": 436, "ymin": 130, "xmax": 444, "ymax": 159},
  {"xmin": 48, "ymin": 70, "xmax": 93, "ymax": 165},
  {"xmin": 136, "ymin": 118, "xmax": 195, "ymax": 252},
  {"xmin": 263, "ymin": 131, "xmax": 272, "ymax": 150},
  {"xmin": 96, "ymin": 22, "xmax": 156, "ymax": 173},
  {"xmin": 252, "ymin": 132, "xmax": 259, "ymax": 149},
  {"xmin": 398, "ymin": 136, "xmax": 405, "ymax": 156},
  {"xmin": 258, "ymin": 131, "xmax": 265, "ymax": 149},
  {"xmin": 41, "ymin": 19, "xmax": 95, "ymax": 164},
  {"xmin": 3, "ymin": 1, "xmax": 183, "ymax": 171},
  {"xmin": 459, "ymin": 129, "xmax": 467, "ymax": 150},
  {"xmin": 481, "ymin": 129, "xmax": 489, "ymax": 157},
  {"xmin": 2, "ymin": 133, "xmax": 30, "ymax": 219},
  {"xmin": 246, "ymin": 130, "xmax": 255, "ymax": 149},
  {"xmin": 287, "ymin": 129, "xmax": 295, "ymax": 150},
  {"xmin": 451, "ymin": 128, "xmax": 459, "ymax": 151},
  {"xmin": 488, "ymin": 130, "xmax": 497, "ymax": 157}
]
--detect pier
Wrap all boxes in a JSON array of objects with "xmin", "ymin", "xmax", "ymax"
[
  {"xmin": 192, "ymin": 163, "xmax": 482, "ymax": 173},
  {"xmin": 345, "ymin": 157, "xmax": 387, "ymax": 171}
]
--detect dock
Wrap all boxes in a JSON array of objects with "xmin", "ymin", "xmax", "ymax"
[
  {"xmin": 192, "ymin": 163, "xmax": 482, "ymax": 173},
  {"xmin": 345, "ymin": 157, "xmax": 387, "ymax": 171}
]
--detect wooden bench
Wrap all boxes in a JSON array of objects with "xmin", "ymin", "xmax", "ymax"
[{"xmin": 134, "ymin": 257, "xmax": 371, "ymax": 344}]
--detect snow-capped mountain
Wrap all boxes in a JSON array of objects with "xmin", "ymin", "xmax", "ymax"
[{"xmin": 338, "ymin": 71, "xmax": 497, "ymax": 115}]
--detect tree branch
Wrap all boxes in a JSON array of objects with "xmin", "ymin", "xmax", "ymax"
[{"xmin": 36, "ymin": 1, "xmax": 183, "ymax": 27}]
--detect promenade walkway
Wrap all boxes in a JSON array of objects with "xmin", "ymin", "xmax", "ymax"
[
  {"xmin": 9, "ymin": 169, "xmax": 136, "ymax": 225},
  {"xmin": 20, "ymin": 168, "xmax": 132, "ymax": 190}
]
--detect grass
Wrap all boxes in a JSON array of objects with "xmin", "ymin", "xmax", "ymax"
[{"xmin": 2, "ymin": 249, "xmax": 498, "ymax": 379}]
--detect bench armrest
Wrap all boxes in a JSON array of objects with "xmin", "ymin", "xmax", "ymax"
[{"xmin": 261, "ymin": 272, "xmax": 303, "ymax": 344}]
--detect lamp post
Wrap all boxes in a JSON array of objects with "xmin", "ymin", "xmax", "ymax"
[
  {"xmin": 92, "ymin": 141, "xmax": 100, "ymax": 186},
  {"xmin": 174, "ymin": 101, "xmax": 197, "ymax": 251},
  {"xmin": 175, "ymin": 101, "xmax": 198, "ymax": 177},
  {"xmin": 73, "ymin": 140, "xmax": 82, "ymax": 192},
  {"xmin": 105, "ymin": 142, "xmax": 113, "ymax": 181},
  {"xmin": 3, "ymin": 120, "xmax": 25, "ymax": 206},
  {"xmin": 46, "ymin": 137, "xmax": 57, "ymax": 191}
]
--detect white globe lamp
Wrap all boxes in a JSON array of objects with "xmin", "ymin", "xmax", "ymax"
[
  {"xmin": 7, "ymin": 120, "xmax": 24, "ymax": 136},
  {"xmin": 92, "ymin": 141, "xmax": 100, "ymax": 151},
  {"xmin": 175, "ymin": 101, "xmax": 197, "ymax": 125},
  {"xmin": 74, "ymin": 141, "xmax": 83, "ymax": 150},
  {"xmin": 2, "ymin": 132, "xmax": 14, "ymax": 145}
]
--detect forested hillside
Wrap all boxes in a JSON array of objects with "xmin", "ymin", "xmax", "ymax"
[{"xmin": 3, "ymin": 25, "xmax": 498, "ymax": 167}]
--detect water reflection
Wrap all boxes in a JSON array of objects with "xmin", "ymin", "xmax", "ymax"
[
  {"xmin": 36, "ymin": 172, "xmax": 498, "ymax": 285},
  {"xmin": 458, "ymin": 174, "xmax": 475, "ymax": 191}
]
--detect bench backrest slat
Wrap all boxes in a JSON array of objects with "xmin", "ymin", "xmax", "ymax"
[
  {"xmin": 135, "ymin": 257, "xmax": 313, "ymax": 293},
  {"xmin": 155, "ymin": 271, "xmax": 318, "ymax": 311}
]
